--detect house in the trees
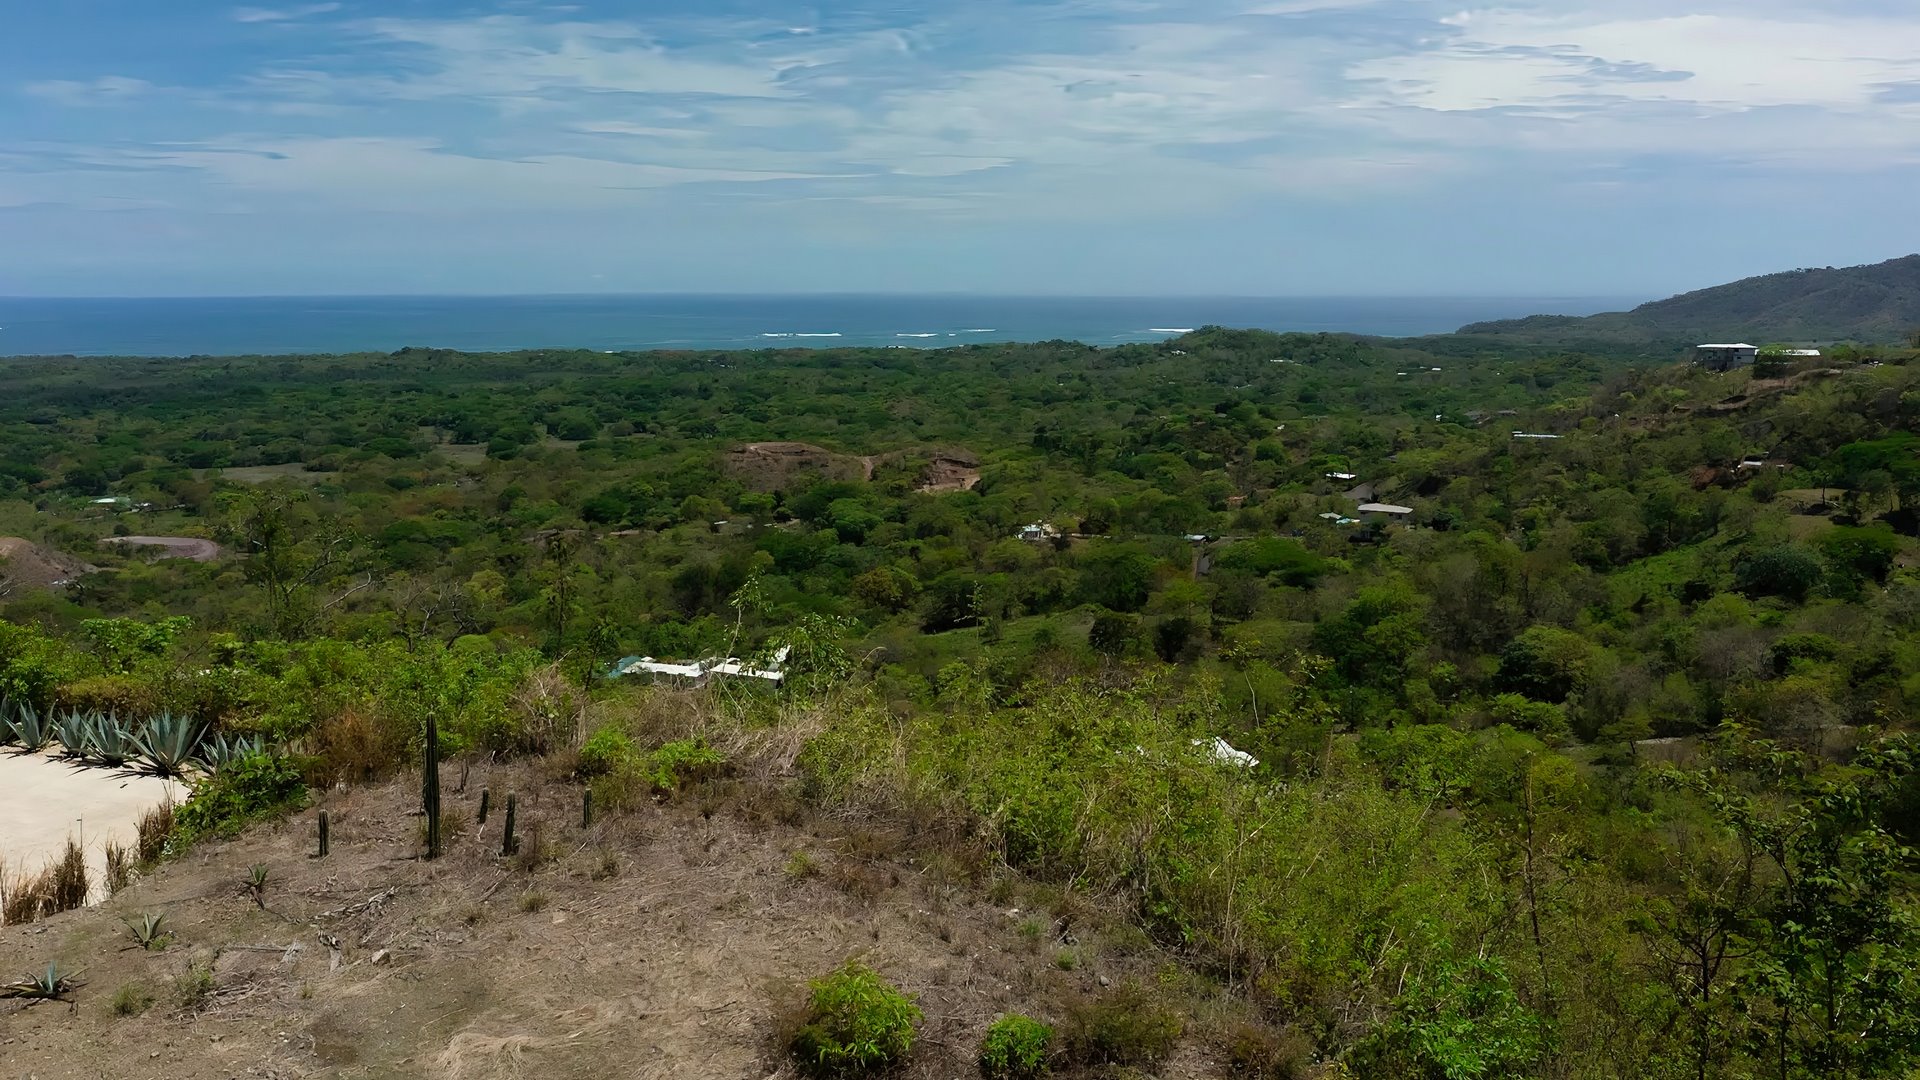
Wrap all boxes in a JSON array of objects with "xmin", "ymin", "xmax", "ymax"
[{"xmin": 1694, "ymin": 343, "xmax": 1759, "ymax": 371}]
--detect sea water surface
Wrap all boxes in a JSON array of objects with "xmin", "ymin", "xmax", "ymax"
[{"xmin": 0, "ymin": 294, "xmax": 1635, "ymax": 357}]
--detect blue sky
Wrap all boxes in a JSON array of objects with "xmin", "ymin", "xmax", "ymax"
[{"xmin": 2, "ymin": 0, "xmax": 1918, "ymax": 297}]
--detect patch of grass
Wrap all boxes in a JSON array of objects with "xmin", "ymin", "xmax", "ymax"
[
  {"xmin": 788, "ymin": 961, "xmax": 922, "ymax": 1078},
  {"xmin": 103, "ymin": 841, "xmax": 135, "ymax": 896},
  {"xmin": 136, "ymin": 797, "xmax": 175, "ymax": 865},
  {"xmin": 1052, "ymin": 949, "xmax": 1077, "ymax": 971},
  {"xmin": 173, "ymin": 962, "xmax": 216, "ymax": 1013},
  {"xmin": 110, "ymin": 981, "xmax": 156, "ymax": 1017},
  {"xmin": 785, "ymin": 850, "xmax": 821, "ymax": 880},
  {"xmin": 1062, "ymin": 982, "xmax": 1183, "ymax": 1070},
  {"xmin": 513, "ymin": 818, "xmax": 550, "ymax": 874},
  {"xmin": 517, "ymin": 890, "xmax": 549, "ymax": 914},
  {"xmin": 418, "ymin": 806, "xmax": 469, "ymax": 847},
  {"xmin": 592, "ymin": 847, "xmax": 620, "ymax": 880},
  {"xmin": 1224, "ymin": 1022, "xmax": 1313, "ymax": 1079},
  {"xmin": 980, "ymin": 1014, "xmax": 1054, "ymax": 1080}
]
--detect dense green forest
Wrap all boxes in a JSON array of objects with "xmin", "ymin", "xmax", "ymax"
[
  {"xmin": 1462, "ymin": 252, "xmax": 1920, "ymax": 346},
  {"xmin": 3, "ymin": 327, "xmax": 1919, "ymax": 1078}
]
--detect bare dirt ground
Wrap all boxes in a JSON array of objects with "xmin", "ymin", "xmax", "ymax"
[
  {"xmin": 0, "ymin": 753, "xmax": 186, "ymax": 901},
  {"xmin": 0, "ymin": 537, "xmax": 95, "ymax": 589},
  {"xmin": 912, "ymin": 454, "xmax": 982, "ymax": 495},
  {"xmin": 217, "ymin": 465, "xmax": 340, "ymax": 487},
  {"xmin": 98, "ymin": 537, "xmax": 223, "ymax": 563},
  {"xmin": 725, "ymin": 443, "xmax": 870, "ymax": 492},
  {"xmin": 0, "ymin": 763, "xmax": 1226, "ymax": 1079}
]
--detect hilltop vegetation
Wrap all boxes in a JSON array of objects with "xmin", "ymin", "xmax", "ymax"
[
  {"xmin": 1463, "ymin": 253, "xmax": 1920, "ymax": 345},
  {"xmin": 3, "ymin": 326, "xmax": 1920, "ymax": 1078}
]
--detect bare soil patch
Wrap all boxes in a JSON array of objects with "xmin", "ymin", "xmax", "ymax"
[
  {"xmin": 0, "ymin": 765, "xmax": 1225, "ymax": 1079},
  {"xmin": 0, "ymin": 536, "xmax": 95, "ymax": 589},
  {"xmin": 913, "ymin": 453, "xmax": 983, "ymax": 494},
  {"xmin": 725, "ymin": 442, "xmax": 869, "ymax": 491},
  {"xmin": 437, "ymin": 444, "xmax": 491, "ymax": 468},
  {"xmin": 218, "ymin": 464, "xmax": 340, "ymax": 486},
  {"xmin": 99, "ymin": 536, "xmax": 222, "ymax": 562}
]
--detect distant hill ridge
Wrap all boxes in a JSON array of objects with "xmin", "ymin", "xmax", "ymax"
[{"xmin": 1460, "ymin": 254, "xmax": 1920, "ymax": 344}]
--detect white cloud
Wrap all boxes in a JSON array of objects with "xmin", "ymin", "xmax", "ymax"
[
  {"xmin": 1351, "ymin": 10, "xmax": 1920, "ymax": 112},
  {"xmin": 339, "ymin": 16, "xmax": 803, "ymax": 101},
  {"xmin": 6, "ymin": 137, "xmax": 862, "ymax": 214},
  {"xmin": 23, "ymin": 77, "xmax": 154, "ymax": 107},
  {"xmin": 232, "ymin": 4, "xmax": 341, "ymax": 23},
  {"xmin": 18, "ymin": 0, "xmax": 1920, "ymax": 231}
]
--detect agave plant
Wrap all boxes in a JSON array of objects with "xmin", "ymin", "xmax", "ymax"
[
  {"xmin": 85, "ymin": 713, "xmax": 139, "ymax": 769},
  {"xmin": 8, "ymin": 703, "xmax": 53, "ymax": 754},
  {"xmin": 124, "ymin": 912, "xmax": 170, "ymax": 951},
  {"xmin": 0, "ymin": 963, "xmax": 83, "ymax": 1000},
  {"xmin": 132, "ymin": 712, "xmax": 207, "ymax": 778},
  {"xmin": 53, "ymin": 711, "xmax": 93, "ymax": 759},
  {"xmin": 194, "ymin": 731, "xmax": 267, "ymax": 774}
]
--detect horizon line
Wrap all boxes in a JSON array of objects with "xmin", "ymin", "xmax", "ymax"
[{"xmin": 0, "ymin": 290, "xmax": 1650, "ymax": 303}]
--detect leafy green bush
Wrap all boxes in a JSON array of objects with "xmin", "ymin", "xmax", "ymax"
[
  {"xmin": 578, "ymin": 726, "xmax": 637, "ymax": 777},
  {"xmin": 1215, "ymin": 537, "xmax": 1326, "ymax": 586},
  {"xmin": 1348, "ymin": 955, "xmax": 1544, "ymax": 1080},
  {"xmin": 173, "ymin": 751, "xmax": 308, "ymax": 843},
  {"xmin": 1733, "ymin": 545, "xmax": 1824, "ymax": 602},
  {"xmin": 643, "ymin": 738, "xmax": 726, "ymax": 792},
  {"xmin": 789, "ymin": 961, "xmax": 922, "ymax": 1077},
  {"xmin": 979, "ymin": 1014, "xmax": 1053, "ymax": 1079}
]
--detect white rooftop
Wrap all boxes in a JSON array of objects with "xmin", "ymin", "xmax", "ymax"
[
  {"xmin": 1698, "ymin": 343, "xmax": 1758, "ymax": 350},
  {"xmin": 1357, "ymin": 502, "xmax": 1414, "ymax": 515}
]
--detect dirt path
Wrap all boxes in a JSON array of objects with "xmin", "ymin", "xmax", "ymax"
[
  {"xmin": 0, "ymin": 766, "xmax": 1223, "ymax": 1079},
  {"xmin": 99, "ymin": 536, "xmax": 222, "ymax": 562}
]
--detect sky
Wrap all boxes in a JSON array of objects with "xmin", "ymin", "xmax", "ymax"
[{"xmin": 2, "ymin": 0, "xmax": 1918, "ymax": 297}]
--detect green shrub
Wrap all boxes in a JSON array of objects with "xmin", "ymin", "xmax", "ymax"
[
  {"xmin": 980, "ymin": 1014, "xmax": 1053, "ymax": 1079},
  {"xmin": 790, "ymin": 961, "xmax": 922, "ymax": 1077},
  {"xmin": 578, "ymin": 726, "xmax": 637, "ymax": 777},
  {"xmin": 173, "ymin": 751, "xmax": 308, "ymax": 843},
  {"xmin": 643, "ymin": 738, "xmax": 726, "ymax": 792},
  {"xmin": 1063, "ymin": 982, "xmax": 1182, "ymax": 1068}
]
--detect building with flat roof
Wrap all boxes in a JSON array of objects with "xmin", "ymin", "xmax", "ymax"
[{"xmin": 1694, "ymin": 344, "xmax": 1758, "ymax": 371}]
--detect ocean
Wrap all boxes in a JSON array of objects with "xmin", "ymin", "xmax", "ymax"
[{"xmin": 0, "ymin": 294, "xmax": 1634, "ymax": 358}]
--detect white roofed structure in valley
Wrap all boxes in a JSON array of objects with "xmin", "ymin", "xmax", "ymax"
[
  {"xmin": 609, "ymin": 645, "xmax": 792, "ymax": 687},
  {"xmin": 1356, "ymin": 502, "xmax": 1413, "ymax": 517},
  {"xmin": 1694, "ymin": 344, "xmax": 1759, "ymax": 371}
]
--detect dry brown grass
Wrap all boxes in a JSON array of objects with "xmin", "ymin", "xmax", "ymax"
[
  {"xmin": 508, "ymin": 664, "xmax": 587, "ymax": 755},
  {"xmin": 103, "ymin": 840, "xmax": 135, "ymax": 896},
  {"xmin": 1, "ymin": 839, "xmax": 90, "ymax": 924},
  {"xmin": 136, "ymin": 796, "xmax": 175, "ymax": 865},
  {"xmin": 309, "ymin": 705, "xmax": 407, "ymax": 786}
]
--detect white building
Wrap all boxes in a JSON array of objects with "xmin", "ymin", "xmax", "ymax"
[{"xmin": 1694, "ymin": 344, "xmax": 1759, "ymax": 371}]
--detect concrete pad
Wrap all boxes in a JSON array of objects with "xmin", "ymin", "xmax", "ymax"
[{"xmin": 0, "ymin": 751, "xmax": 188, "ymax": 901}]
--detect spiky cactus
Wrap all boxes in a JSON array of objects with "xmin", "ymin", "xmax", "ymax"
[
  {"xmin": 133, "ymin": 712, "xmax": 207, "ymax": 778},
  {"xmin": 423, "ymin": 713, "xmax": 442, "ymax": 860},
  {"xmin": 84, "ymin": 714, "xmax": 139, "ymax": 768},
  {"xmin": 8, "ymin": 703, "xmax": 52, "ymax": 753},
  {"xmin": 194, "ymin": 731, "xmax": 266, "ymax": 774}
]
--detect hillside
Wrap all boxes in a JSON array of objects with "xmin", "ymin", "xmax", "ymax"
[
  {"xmin": 4, "ymin": 330, "xmax": 1920, "ymax": 1080},
  {"xmin": 1462, "ymin": 253, "xmax": 1920, "ymax": 344}
]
